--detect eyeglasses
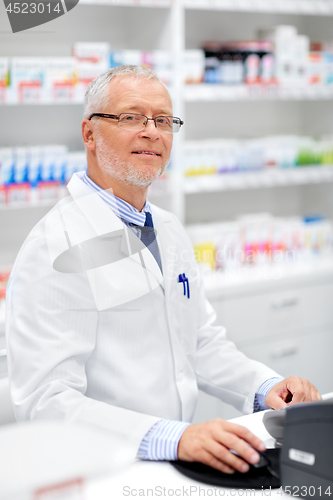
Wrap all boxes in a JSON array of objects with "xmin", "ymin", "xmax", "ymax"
[{"xmin": 88, "ymin": 112, "xmax": 184, "ymax": 134}]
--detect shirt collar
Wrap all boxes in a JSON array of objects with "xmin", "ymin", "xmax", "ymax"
[{"xmin": 81, "ymin": 170, "xmax": 151, "ymax": 227}]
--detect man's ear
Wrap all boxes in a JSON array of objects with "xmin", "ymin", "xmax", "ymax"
[{"xmin": 82, "ymin": 119, "xmax": 96, "ymax": 151}]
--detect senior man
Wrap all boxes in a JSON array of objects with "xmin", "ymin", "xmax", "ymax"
[{"xmin": 6, "ymin": 65, "xmax": 321, "ymax": 474}]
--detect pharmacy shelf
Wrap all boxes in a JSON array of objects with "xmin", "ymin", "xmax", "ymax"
[
  {"xmin": 184, "ymin": 0, "xmax": 333, "ymax": 15},
  {"xmin": 204, "ymin": 259, "xmax": 333, "ymax": 299},
  {"xmin": 78, "ymin": 0, "xmax": 333, "ymax": 14},
  {"xmin": 0, "ymin": 199, "xmax": 58, "ymax": 211},
  {"xmin": 0, "ymin": 181, "xmax": 171, "ymax": 210},
  {"xmin": 79, "ymin": 0, "xmax": 170, "ymax": 6},
  {"xmin": 1, "ymin": 166, "xmax": 332, "ymax": 211},
  {"xmin": 0, "ymin": 101, "xmax": 84, "ymax": 107},
  {"xmin": 3, "ymin": 85, "xmax": 333, "ymax": 107},
  {"xmin": 0, "ymin": 186, "xmax": 69, "ymax": 211},
  {"xmin": 184, "ymin": 165, "xmax": 333, "ymax": 193},
  {"xmin": 185, "ymin": 84, "xmax": 333, "ymax": 102}
]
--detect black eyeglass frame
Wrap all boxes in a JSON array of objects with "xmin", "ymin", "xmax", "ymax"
[{"xmin": 88, "ymin": 112, "xmax": 184, "ymax": 133}]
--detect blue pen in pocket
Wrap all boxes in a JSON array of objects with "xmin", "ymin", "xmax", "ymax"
[{"xmin": 178, "ymin": 273, "xmax": 190, "ymax": 299}]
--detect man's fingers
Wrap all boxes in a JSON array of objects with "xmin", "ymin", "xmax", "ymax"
[
  {"xmin": 287, "ymin": 389, "xmax": 305, "ymax": 404},
  {"xmin": 222, "ymin": 422, "xmax": 266, "ymax": 452},
  {"xmin": 312, "ymin": 387, "xmax": 322, "ymax": 401},
  {"xmin": 207, "ymin": 423, "xmax": 266, "ymax": 472},
  {"xmin": 177, "ymin": 420, "xmax": 267, "ymax": 474},
  {"xmin": 198, "ymin": 449, "xmax": 235, "ymax": 475},
  {"xmin": 285, "ymin": 377, "xmax": 322, "ymax": 405},
  {"xmin": 205, "ymin": 441, "xmax": 245, "ymax": 472},
  {"xmin": 205, "ymin": 438, "xmax": 252, "ymax": 473},
  {"xmin": 271, "ymin": 397, "xmax": 288, "ymax": 409},
  {"xmin": 266, "ymin": 377, "xmax": 323, "ymax": 409}
]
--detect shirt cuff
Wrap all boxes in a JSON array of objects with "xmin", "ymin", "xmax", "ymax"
[
  {"xmin": 253, "ymin": 376, "xmax": 284, "ymax": 412},
  {"xmin": 137, "ymin": 419, "xmax": 191, "ymax": 461}
]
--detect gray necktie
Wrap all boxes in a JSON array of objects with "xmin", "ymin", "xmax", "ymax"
[{"xmin": 139, "ymin": 212, "xmax": 162, "ymax": 273}]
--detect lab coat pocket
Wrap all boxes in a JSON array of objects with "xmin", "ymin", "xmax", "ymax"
[{"xmin": 177, "ymin": 281, "xmax": 197, "ymax": 356}]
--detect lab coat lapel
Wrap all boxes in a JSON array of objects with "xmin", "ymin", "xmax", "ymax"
[
  {"xmin": 151, "ymin": 206, "xmax": 177, "ymax": 301},
  {"xmin": 66, "ymin": 173, "xmax": 164, "ymax": 299}
]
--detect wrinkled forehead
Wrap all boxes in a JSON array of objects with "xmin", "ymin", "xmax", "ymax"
[{"xmin": 105, "ymin": 75, "xmax": 173, "ymax": 114}]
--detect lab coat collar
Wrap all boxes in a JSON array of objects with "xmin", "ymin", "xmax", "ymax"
[{"xmin": 66, "ymin": 172, "xmax": 164, "ymax": 292}]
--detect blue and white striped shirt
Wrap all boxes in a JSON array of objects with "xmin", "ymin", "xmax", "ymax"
[
  {"xmin": 82, "ymin": 171, "xmax": 150, "ymax": 229},
  {"xmin": 81, "ymin": 170, "xmax": 283, "ymax": 461}
]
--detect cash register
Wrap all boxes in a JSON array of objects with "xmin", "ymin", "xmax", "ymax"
[{"xmin": 263, "ymin": 396, "xmax": 333, "ymax": 498}]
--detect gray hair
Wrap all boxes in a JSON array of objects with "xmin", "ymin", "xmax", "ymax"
[{"xmin": 83, "ymin": 65, "xmax": 169, "ymax": 120}]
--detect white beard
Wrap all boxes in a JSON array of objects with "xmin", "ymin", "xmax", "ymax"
[{"xmin": 95, "ymin": 134, "xmax": 168, "ymax": 187}]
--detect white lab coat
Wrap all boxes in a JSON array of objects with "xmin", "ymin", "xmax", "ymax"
[{"xmin": 6, "ymin": 172, "xmax": 279, "ymax": 460}]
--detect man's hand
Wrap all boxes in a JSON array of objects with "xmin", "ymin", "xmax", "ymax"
[
  {"xmin": 178, "ymin": 419, "xmax": 266, "ymax": 474},
  {"xmin": 265, "ymin": 376, "xmax": 322, "ymax": 410}
]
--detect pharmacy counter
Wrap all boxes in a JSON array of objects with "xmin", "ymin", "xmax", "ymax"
[
  {"xmin": 85, "ymin": 411, "xmax": 287, "ymax": 499},
  {"xmin": 85, "ymin": 396, "xmax": 333, "ymax": 499},
  {"xmin": 2, "ymin": 396, "xmax": 332, "ymax": 499}
]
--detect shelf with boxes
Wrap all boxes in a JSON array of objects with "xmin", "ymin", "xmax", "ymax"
[
  {"xmin": 184, "ymin": 166, "xmax": 333, "ymax": 193},
  {"xmin": 177, "ymin": 12, "xmax": 333, "ymax": 372},
  {"xmin": 2, "ymin": 24, "xmax": 333, "ymax": 104},
  {"xmin": 0, "ymin": 269, "xmax": 9, "ymax": 376},
  {"xmin": 0, "ymin": 146, "xmax": 86, "ymax": 208},
  {"xmin": 183, "ymin": 0, "xmax": 333, "ymax": 15},
  {"xmin": 1, "ymin": 2, "xmax": 333, "ymax": 232},
  {"xmin": 5, "ymin": 83, "xmax": 332, "ymax": 104},
  {"xmin": 190, "ymin": 208, "xmax": 333, "ymax": 421},
  {"xmin": 183, "ymin": 135, "xmax": 333, "ymax": 190},
  {"xmin": 195, "ymin": 26, "xmax": 333, "ymax": 90},
  {"xmin": 204, "ymin": 258, "xmax": 333, "ymax": 297},
  {"xmin": 79, "ymin": 0, "xmax": 171, "ymax": 6},
  {"xmin": 185, "ymin": 84, "xmax": 333, "ymax": 101},
  {"xmin": 77, "ymin": 0, "xmax": 333, "ymax": 15},
  {"xmin": 176, "ymin": 15, "xmax": 333, "ymax": 210},
  {"xmin": 0, "ymin": 44, "xmax": 175, "ymax": 106},
  {"xmin": 0, "ymin": 144, "xmax": 170, "ymax": 209},
  {"xmin": 0, "ymin": 269, "xmax": 9, "ymax": 332},
  {"xmin": 186, "ymin": 213, "xmax": 333, "ymax": 279},
  {"xmin": 170, "ymin": 18, "xmax": 333, "ymax": 222}
]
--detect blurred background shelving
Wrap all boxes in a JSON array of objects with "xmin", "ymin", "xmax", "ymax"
[{"xmin": 1, "ymin": 0, "xmax": 333, "ymax": 418}]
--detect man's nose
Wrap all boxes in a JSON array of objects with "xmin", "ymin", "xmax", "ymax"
[{"xmin": 140, "ymin": 119, "xmax": 160, "ymax": 139}]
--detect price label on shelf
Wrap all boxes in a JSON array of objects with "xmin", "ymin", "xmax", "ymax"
[
  {"xmin": 276, "ymin": 0, "xmax": 297, "ymax": 13},
  {"xmin": 19, "ymin": 81, "xmax": 42, "ymax": 104},
  {"xmin": 251, "ymin": 0, "xmax": 272, "ymax": 12},
  {"xmin": 0, "ymin": 83, "xmax": 6, "ymax": 104},
  {"xmin": 309, "ymin": 168, "xmax": 322, "ymax": 183},
  {"xmin": 289, "ymin": 87, "xmax": 304, "ymax": 100},
  {"xmin": 316, "ymin": 2, "xmax": 331, "ymax": 14},
  {"xmin": 263, "ymin": 85, "xmax": 278, "ymax": 100},
  {"xmin": 248, "ymin": 85, "xmax": 263, "ymax": 99},
  {"xmin": 233, "ymin": 0, "xmax": 251, "ymax": 11},
  {"xmin": 320, "ymin": 86, "xmax": 333, "ymax": 99},
  {"xmin": 278, "ymin": 86, "xmax": 291, "ymax": 100},
  {"xmin": 0, "ymin": 185, "xmax": 6, "ymax": 206},
  {"xmin": 325, "ymin": 167, "xmax": 333, "ymax": 181},
  {"xmin": 208, "ymin": 0, "xmax": 232, "ymax": 10},
  {"xmin": 7, "ymin": 183, "xmax": 30, "ymax": 206},
  {"xmin": 262, "ymin": 171, "xmax": 276, "ymax": 187},
  {"xmin": 262, "ymin": 0, "xmax": 276, "ymax": 11},
  {"xmin": 298, "ymin": 0, "xmax": 317, "ymax": 14},
  {"xmin": 36, "ymin": 181, "xmax": 60, "ymax": 202},
  {"xmin": 306, "ymin": 86, "xmax": 321, "ymax": 99},
  {"xmin": 52, "ymin": 82, "xmax": 74, "ymax": 103}
]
